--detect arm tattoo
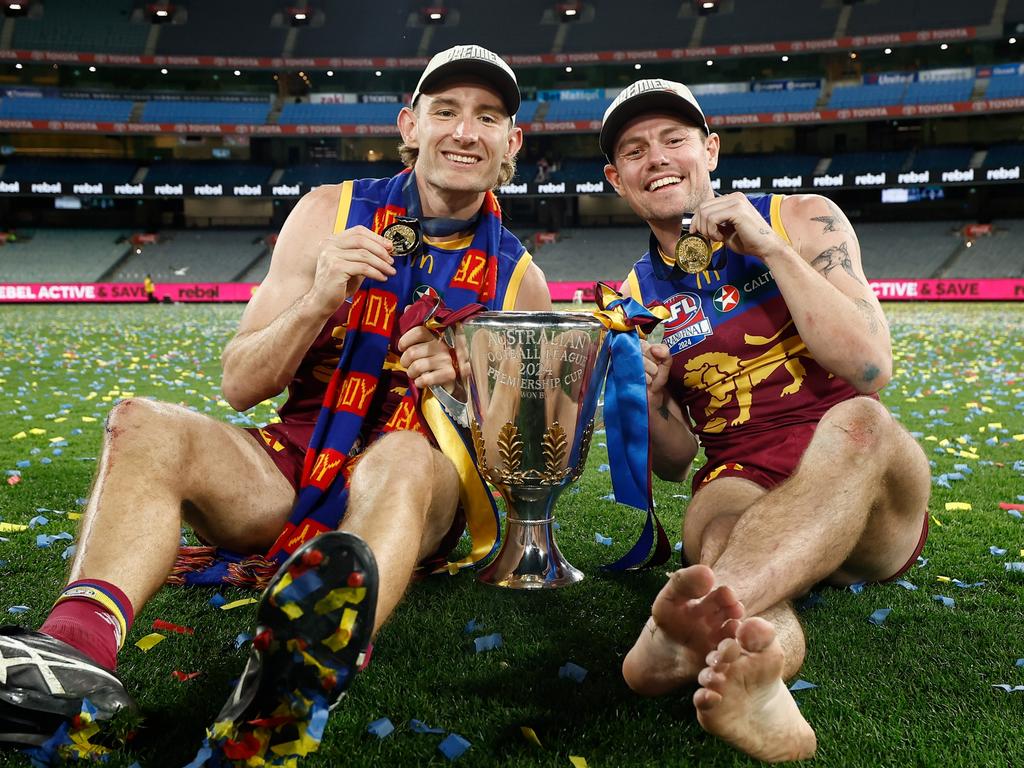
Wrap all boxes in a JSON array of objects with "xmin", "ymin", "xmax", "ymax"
[
  {"xmin": 853, "ymin": 298, "xmax": 880, "ymax": 335},
  {"xmin": 862, "ymin": 364, "xmax": 880, "ymax": 384},
  {"xmin": 811, "ymin": 214, "xmax": 842, "ymax": 233},
  {"xmin": 657, "ymin": 402, "xmax": 671, "ymax": 421},
  {"xmin": 811, "ymin": 241, "xmax": 864, "ymax": 285}
]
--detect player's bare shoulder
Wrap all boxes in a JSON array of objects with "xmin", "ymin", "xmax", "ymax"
[{"xmin": 781, "ymin": 193, "xmax": 857, "ymax": 240}]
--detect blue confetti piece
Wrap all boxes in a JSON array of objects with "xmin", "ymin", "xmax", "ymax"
[
  {"xmin": 848, "ymin": 581, "xmax": 866, "ymax": 594},
  {"xmin": 474, "ymin": 633, "xmax": 503, "ymax": 653},
  {"xmin": 932, "ymin": 595, "xmax": 955, "ymax": 607},
  {"xmin": 1008, "ymin": 510, "xmax": 1023, "ymax": 520},
  {"xmin": 789, "ymin": 679, "xmax": 818, "ymax": 692},
  {"xmin": 599, "ymin": 493, "xmax": 616, "ymax": 501},
  {"xmin": 953, "ymin": 463, "xmax": 972, "ymax": 474},
  {"xmin": 558, "ymin": 661, "xmax": 588, "ymax": 682},
  {"xmin": 868, "ymin": 608, "xmax": 892, "ymax": 625},
  {"xmin": 438, "ymin": 733, "xmax": 471, "ymax": 761},
  {"xmin": 15, "ymin": 460, "xmax": 30, "ymax": 468},
  {"xmin": 464, "ymin": 618, "xmax": 481, "ymax": 634},
  {"xmin": 208, "ymin": 592, "xmax": 226, "ymax": 608},
  {"xmin": 35, "ymin": 534, "xmax": 54, "ymax": 548},
  {"xmin": 75, "ymin": 497, "xmax": 87, "ymax": 506},
  {"xmin": 51, "ymin": 448, "xmax": 62, "ymax": 456},
  {"xmin": 951, "ymin": 579, "xmax": 985, "ymax": 589},
  {"xmin": 70, "ymin": 429, "xmax": 83, "ymax": 436},
  {"xmin": 916, "ymin": 556, "xmax": 929, "ymax": 568},
  {"xmin": 1004, "ymin": 562, "xmax": 1024, "ymax": 572},
  {"xmin": 894, "ymin": 580, "xmax": 917, "ymax": 591},
  {"xmin": 1015, "ymin": 659, "xmax": 1024, "ymax": 667},
  {"xmin": 28, "ymin": 515, "xmax": 48, "ymax": 527},
  {"xmin": 367, "ymin": 717, "xmax": 395, "ymax": 739},
  {"xmin": 182, "ymin": 744, "xmax": 213, "ymax": 768},
  {"xmin": 673, "ymin": 541, "xmax": 683, "ymax": 552},
  {"xmin": 1017, "ymin": 495, "xmax": 1024, "ymax": 503},
  {"xmin": 233, "ymin": 632, "xmax": 252, "ymax": 649},
  {"xmin": 990, "ymin": 546, "xmax": 1008, "ymax": 556},
  {"xmin": 991, "ymin": 684, "xmax": 1024, "ymax": 692},
  {"xmin": 40, "ymin": 458, "xmax": 51, "ymax": 465},
  {"xmin": 7, "ymin": 605, "xmax": 29, "ymax": 614},
  {"xmin": 597, "ymin": 463, "xmax": 610, "ymax": 472},
  {"xmin": 594, "ymin": 532, "xmax": 612, "ymax": 546},
  {"xmin": 61, "ymin": 545, "xmax": 77, "ymax": 561},
  {"xmin": 409, "ymin": 719, "xmax": 446, "ymax": 734}
]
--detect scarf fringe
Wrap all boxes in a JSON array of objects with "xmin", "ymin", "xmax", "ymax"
[{"xmin": 166, "ymin": 545, "xmax": 217, "ymax": 586}]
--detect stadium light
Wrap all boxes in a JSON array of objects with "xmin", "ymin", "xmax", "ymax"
[
  {"xmin": 1010, "ymin": 37, "xmax": 1018, "ymax": 44},
  {"xmin": 287, "ymin": 6, "xmax": 310, "ymax": 26},
  {"xmin": 706, "ymin": 59, "xmax": 713, "ymax": 66},
  {"xmin": 884, "ymin": 47, "xmax": 892, "ymax": 54},
  {"xmin": 160, "ymin": 67, "xmax": 168, "ymax": 74},
  {"xmin": 556, "ymin": 2, "xmax": 580, "ymax": 21},
  {"xmin": 147, "ymin": 3, "xmax": 174, "ymax": 23},
  {"xmin": 233, "ymin": 69, "xmax": 241, "ymax": 76},
  {"xmin": 634, "ymin": 63, "xmax": 641, "ymax": 70},
  {"xmin": 940, "ymin": 43, "xmax": 949, "ymax": 50},
  {"xmin": 781, "ymin": 55, "xmax": 789, "ymax": 62},
  {"xmin": 374, "ymin": 70, "xmax": 382, "ymax": 76},
  {"xmin": 697, "ymin": 0, "xmax": 720, "ymax": 16},
  {"xmin": 88, "ymin": 65, "xmax": 97, "ymax": 72},
  {"xmin": 14, "ymin": 62, "xmax": 22, "ymax": 69},
  {"xmin": 565, "ymin": 66, "xmax": 573, "ymax": 73},
  {"xmin": 3, "ymin": 1, "xmax": 27, "ymax": 17},
  {"xmin": 327, "ymin": 70, "xmax": 334, "ymax": 76},
  {"xmin": 422, "ymin": 7, "xmax": 446, "ymax": 24}
]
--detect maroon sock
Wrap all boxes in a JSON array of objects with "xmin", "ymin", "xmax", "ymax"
[{"xmin": 40, "ymin": 580, "xmax": 135, "ymax": 671}]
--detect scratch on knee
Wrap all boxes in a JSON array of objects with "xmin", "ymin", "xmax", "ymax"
[{"xmin": 645, "ymin": 616, "xmax": 658, "ymax": 638}]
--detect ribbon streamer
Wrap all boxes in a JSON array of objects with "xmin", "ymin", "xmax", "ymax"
[{"xmin": 592, "ymin": 282, "xmax": 671, "ymax": 570}]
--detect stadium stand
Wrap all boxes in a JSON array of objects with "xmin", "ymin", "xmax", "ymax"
[
  {"xmin": 701, "ymin": 0, "xmax": 838, "ymax": 45},
  {"xmin": 140, "ymin": 101, "xmax": 272, "ymax": 126},
  {"xmin": 295, "ymin": 1, "xmax": 421, "ymax": 58},
  {"xmin": 427, "ymin": 0, "xmax": 559, "ymax": 55},
  {"xmin": 11, "ymin": 0, "xmax": 148, "ymax": 55},
  {"xmin": 0, "ymin": 97, "xmax": 135, "ymax": 122},
  {"xmin": 907, "ymin": 146, "xmax": 975, "ymax": 171},
  {"xmin": 279, "ymin": 102, "xmax": 401, "ymax": 126},
  {"xmin": 825, "ymin": 151, "xmax": 912, "ymax": 175},
  {"xmin": 944, "ymin": 221, "xmax": 1024, "ymax": 278},
  {"xmin": 845, "ymin": 0, "xmax": 996, "ymax": 35},
  {"xmin": 143, "ymin": 162, "xmax": 273, "ymax": 187},
  {"xmin": 984, "ymin": 74, "xmax": 1024, "ymax": 98},
  {"xmin": 277, "ymin": 161, "xmax": 405, "ymax": 188},
  {"xmin": 0, "ymin": 158, "xmax": 138, "ymax": 185},
  {"xmin": 529, "ymin": 228, "xmax": 647, "ymax": 281},
  {"xmin": 828, "ymin": 83, "xmax": 909, "ymax": 109},
  {"xmin": 856, "ymin": 222, "xmax": 963, "ymax": 279},
  {"xmin": 109, "ymin": 230, "xmax": 270, "ymax": 283},
  {"xmin": 155, "ymin": 0, "xmax": 287, "ymax": 57},
  {"xmin": 561, "ymin": 0, "xmax": 698, "ymax": 52},
  {"xmin": 903, "ymin": 79, "xmax": 975, "ymax": 105},
  {"xmin": 0, "ymin": 229, "xmax": 130, "ymax": 282}
]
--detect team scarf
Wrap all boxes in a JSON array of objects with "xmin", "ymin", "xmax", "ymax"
[{"xmin": 171, "ymin": 169, "xmax": 510, "ymax": 588}]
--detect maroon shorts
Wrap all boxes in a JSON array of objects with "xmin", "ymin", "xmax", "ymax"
[
  {"xmin": 690, "ymin": 421, "xmax": 929, "ymax": 583},
  {"xmin": 247, "ymin": 421, "xmax": 467, "ymax": 571}
]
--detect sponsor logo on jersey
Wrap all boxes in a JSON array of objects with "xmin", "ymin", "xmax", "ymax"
[
  {"xmin": 713, "ymin": 284, "xmax": 740, "ymax": 313},
  {"xmin": 661, "ymin": 292, "xmax": 714, "ymax": 353}
]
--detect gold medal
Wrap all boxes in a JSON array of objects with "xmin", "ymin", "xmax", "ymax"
[
  {"xmin": 674, "ymin": 232, "xmax": 712, "ymax": 274},
  {"xmin": 382, "ymin": 217, "xmax": 421, "ymax": 256}
]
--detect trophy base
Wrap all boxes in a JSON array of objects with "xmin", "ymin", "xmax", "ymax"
[{"xmin": 477, "ymin": 518, "xmax": 583, "ymax": 589}]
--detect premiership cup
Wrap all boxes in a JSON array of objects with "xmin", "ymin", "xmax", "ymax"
[{"xmin": 436, "ymin": 312, "xmax": 609, "ymax": 589}]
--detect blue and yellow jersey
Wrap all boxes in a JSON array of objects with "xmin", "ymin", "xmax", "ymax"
[{"xmin": 627, "ymin": 193, "xmax": 862, "ymax": 455}]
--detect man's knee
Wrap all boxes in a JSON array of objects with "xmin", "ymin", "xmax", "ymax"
[{"xmin": 817, "ymin": 397, "xmax": 891, "ymax": 456}]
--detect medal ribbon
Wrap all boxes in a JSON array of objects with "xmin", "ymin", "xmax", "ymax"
[{"xmin": 592, "ymin": 282, "xmax": 672, "ymax": 570}]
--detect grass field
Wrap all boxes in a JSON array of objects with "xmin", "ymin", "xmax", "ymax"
[{"xmin": 0, "ymin": 302, "xmax": 1022, "ymax": 768}]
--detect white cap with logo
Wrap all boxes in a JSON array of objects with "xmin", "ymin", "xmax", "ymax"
[
  {"xmin": 600, "ymin": 79, "xmax": 709, "ymax": 160},
  {"xmin": 412, "ymin": 44, "xmax": 521, "ymax": 119}
]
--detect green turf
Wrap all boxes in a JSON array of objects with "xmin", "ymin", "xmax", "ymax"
[{"xmin": 0, "ymin": 302, "xmax": 1022, "ymax": 767}]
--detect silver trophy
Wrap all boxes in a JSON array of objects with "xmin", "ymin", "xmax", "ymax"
[{"xmin": 433, "ymin": 312, "xmax": 609, "ymax": 589}]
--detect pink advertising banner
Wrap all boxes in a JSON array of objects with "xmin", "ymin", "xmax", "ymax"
[{"xmin": 2, "ymin": 279, "xmax": 1022, "ymax": 304}]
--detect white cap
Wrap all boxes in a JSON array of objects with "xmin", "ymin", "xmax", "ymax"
[
  {"xmin": 600, "ymin": 79, "xmax": 709, "ymax": 160},
  {"xmin": 411, "ymin": 44, "xmax": 520, "ymax": 118}
]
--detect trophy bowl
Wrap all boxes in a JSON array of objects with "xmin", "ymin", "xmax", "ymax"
[{"xmin": 455, "ymin": 311, "xmax": 609, "ymax": 589}]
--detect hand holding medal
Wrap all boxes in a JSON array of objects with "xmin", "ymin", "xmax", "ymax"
[
  {"xmin": 382, "ymin": 216, "xmax": 422, "ymax": 257},
  {"xmin": 674, "ymin": 212, "xmax": 713, "ymax": 274}
]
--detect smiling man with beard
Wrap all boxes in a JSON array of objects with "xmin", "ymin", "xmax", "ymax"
[{"xmin": 600, "ymin": 79, "xmax": 932, "ymax": 763}]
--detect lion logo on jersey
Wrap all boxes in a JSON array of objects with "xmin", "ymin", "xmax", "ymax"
[{"xmin": 683, "ymin": 320, "xmax": 814, "ymax": 433}]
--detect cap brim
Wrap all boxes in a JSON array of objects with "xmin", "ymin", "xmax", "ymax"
[
  {"xmin": 418, "ymin": 61, "xmax": 521, "ymax": 117},
  {"xmin": 600, "ymin": 91, "xmax": 708, "ymax": 159}
]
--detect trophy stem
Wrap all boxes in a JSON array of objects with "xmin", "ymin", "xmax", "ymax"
[{"xmin": 477, "ymin": 488, "xmax": 584, "ymax": 589}]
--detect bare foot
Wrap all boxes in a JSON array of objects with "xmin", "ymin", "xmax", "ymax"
[
  {"xmin": 694, "ymin": 617, "xmax": 817, "ymax": 763},
  {"xmin": 622, "ymin": 565, "xmax": 744, "ymax": 696}
]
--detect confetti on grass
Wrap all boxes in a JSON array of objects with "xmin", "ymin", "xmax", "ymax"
[
  {"xmin": 219, "ymin": 597, "xmax": 258, "ymax": 611},
  {"xmin": 438, "ymin": 733, "xmax": 471, "ymax": 760},
  {"xmin": 367, "ymin": 718, "xmax": 394, "ymax": 739},
  {"xmin": 559, "ymin": 661, "xmax": 588, "ymax": 682},
  {"xmin": 409, "ymin": 719, "xmax": 445, "ymax": 734},
  {"xmin": 474, "ymin": 633, "xmax": 503, "ymax": 653},
  {"xmin": 868, "ymin": 608, "xmax": 892, "ymax": 625},
  {"xmin": 134, "ymin": 633, "xmax": 165, "ymax": 651},
  {"xmin": 789, "ymin": 679, "xmax": 818, "ymax": 692}
]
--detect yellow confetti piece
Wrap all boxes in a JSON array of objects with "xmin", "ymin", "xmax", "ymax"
[
  {"xmin": 570, "ymin": 758, "xmax": 589, "ymax": 768},
  {"xmin": 0, "ymin": 522, "xmax": 28, "ymax": 532},
  {"xmin": 1014, "ymin": 434, "xmax": 1024, "ymax": 442},
  {"xmin": 945, "ymin": 502, "xmax": 972, "ymax": 511},
  {"xmin": 938, "ymin": 438, "xmax": 950, "ymax": 446},
  {"xmin": 930, "ymin": 515, "xmax": 943, "ymax": 528},
  {"xmin": 323, "ymin": 608, "xmax": 358, "ymax": 652},
  {"xmin": 313, "ymin": 587, "xmax": 366, "ymax": 615},
  {"xmin": 53, "ymin": 417, "xmax": 66, "ymax": 423},
  {"xmin": 281, "ymin": 602, "xmax": 304, "ymax": 620},
  {"xmin": 937, "ymin": 576, "xmax": 951, "ymax": 582},
  {"xmin": 29, "ymin": 428, "xmax": 46, "ymax": 436},
  {"xmin": 81, "ymin": 416, "xmax": 97, "ymax": 423},
  {"xmin": 48, "ymin": 437, "xmax": 65, "ymax": 443},
  {"xmin": 135, "ymin": 633, "xmax": 166, "ymax": 651},
  {"xmin": 956, "ymin": 437, "xmax": 968, "ymax": 445},
  {"xmin": 988, "ymin": 423, "xmax": 1003, "ymax": 429},
  {"xmin": 958, "ymin": 451, "xmax": 979, "ymax": 460},
  {"xmin": 924, "ymin": 435, "xmax": 937, "ymax": 441},
  {"xmin": 219, "ymin": 598, "xmax": 258, "ymax": 611},
  {"xmin": 981, "ymin": 406, "xmax": 994, "ymax": 413},
  {"xmin": 520, "ymin": 726, "xmax": 542, "ymax": 748},
  {"xmin": 68, "ymin": 512, "xmax": 81, "ymax": 520},
  {"xmin": 11, "ymin": 432, "xmax": 26, "ymax": 440}
]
